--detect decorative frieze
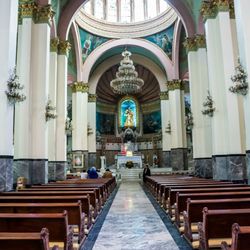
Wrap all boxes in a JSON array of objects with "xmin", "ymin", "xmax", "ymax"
[
  {"xmin": 159, "ymin": 91, "xmax": 169, "ymax": 100},
  {"xmin": 71, "ymin": 82, "xmax": 89, "ymax": 93},
  {"xmin": 58, "ymin": 40, "xmax": 71, "ymax": 56},
  {"xmin": 50, "ymin": 37, "xmax": 59, "ymax": 53},
  {"xmin": 33, "ymin": 5, "xmax": 55, "ymax": 26},
  {"xmin": 88, "ymin": 94, "xmax": 97, "ymax": 102},
  {"xmin": 167, "ymin": 80, "xmax": 184, "ymax": 91}
]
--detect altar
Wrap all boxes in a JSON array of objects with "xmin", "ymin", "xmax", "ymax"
[{"xmin": 116, "ymin": 155, "xmax": 143, "ymax": 169}]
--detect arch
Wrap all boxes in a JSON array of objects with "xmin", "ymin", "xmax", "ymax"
[
  {"xmin": 82, "ymin": 38, "xmax": 174, "ymax": 83},
  {"xmin": 87, "ymin": 54, "xmax": 168, "ymax": 94},
  {"xmin": 58, "ymin": 0, "xmax": 196, "ymax": 40}
]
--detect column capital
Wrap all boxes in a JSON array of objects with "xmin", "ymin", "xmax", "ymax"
[
  {"xmin": 58, "ymin": 40, "xmax": 71, "ymax": 56},
  {"xmin": 167, "ymin": 80, "xmax": 184, "ymax": 91},
  {"xmin": 201, "ymin": 0, "xmax": 233, "ymax": 22},
  {"xmin": 195, "ymin": 34, "xmax": 206, "ymax": 49},
  {"xmin": 183, "ymin": 37, "xmax": 197, "ymax": 53},
  {"xmin": 33, "ymin": 4, "xmax": 55, "ymax": 26},
  {"xmin": 71, "ymin": 82, "xmax": 89, "ymax": 93},
  {"xmin": 50, "ymin": 37, "xmax": 59, "ymax": 53},
  {"xmin": 88, "ymin": 94, "xmax": 97, "ymax": 102},
  {"xmin": 160, "ymin": 91, "xmax": 169, "ymax": 100},
  {"xmin": 18, "ymin": 1, "xmax": 35, "ymax": 24}
]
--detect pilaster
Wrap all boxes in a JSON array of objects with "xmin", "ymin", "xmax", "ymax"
[
  {"xmin": 0, "ymin": 0, "xmax": 18, "ymax": 190},
  {"xmin": 184, "ymin": 34, "xmax": 212, "ymax": 177},
  {"xmin": 234, "ymin": 0, "xmax": 250, "ymax": 183},
  {"xmin": 160, "ymin": 91, "xmax": 171, "ymax": 168},
  {"xmin": 167, "ymin": 80, "xmax": 188, "ymax": 170},
  {"xmin": 202, "ymin": 0, "xmax": 246, "ymax": 181},
  {"xmin": 72, "ymin": 82, "xmax": 89, "ymax": 152}
]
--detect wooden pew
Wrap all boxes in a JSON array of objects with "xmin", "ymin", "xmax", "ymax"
[
  {"xmin": 0, "ymin": 228, "xmax": 59, "ymax": 250},
  {"xmin": 2, "ymin": 190, "xmax": 99, "ymax": 220},
  {"xmin": 0, "ymin": 211, "xmax": 73, "ymax": 250},
  {"xmin": 161, "ymin": 183, "xmax": 245, "ymax": 208},
  {"xmin": 183, "ymin": 198, "xmax": 250, "ymax": 242},
  {"xmin": 24, "ymin": 187, "xmax": 103, "ymax": 207},
  {"xmin": 168, "ymin": 186, "xmax": 250, "ymax": 218},
  {"xmin": 0, "ymin": 202, "xmax": 86, "ymax": 242},
  {"xmin": 175, "ymin": 191, "xmax": 250, "ymax": 226},
  {"xmin": 198, "ymin": 208, "xmax": 250, "ymax": 250},
  {"xmin": 221, "ymin": 223, "xmax": 250, "ymax": 250},
  {"xmin": 0, "ymin": 195, "xmax": 92, "ymax": 230}
]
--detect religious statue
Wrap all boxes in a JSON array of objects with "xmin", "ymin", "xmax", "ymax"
[{"xmin": 124, "ymin": 108, "xmax": 134, "ymax": 127}]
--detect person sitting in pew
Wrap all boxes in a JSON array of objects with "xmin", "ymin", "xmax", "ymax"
[
  {"xmin": 102, "ymin": 169, "xmax": 113, "ymax": 178},
  {"xmin": 87, "ymin": 167, "xmax": 99, "ymax": 179}
]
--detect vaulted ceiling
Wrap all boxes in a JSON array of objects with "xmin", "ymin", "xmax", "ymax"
[{"xmin": 96, "ymin": 64, "xmax": 160, "ymax": 105}]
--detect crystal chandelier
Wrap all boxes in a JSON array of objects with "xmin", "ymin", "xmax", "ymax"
[{"xmin": 110, "ymin": 49, "xmax": 144, "ymax": 95}]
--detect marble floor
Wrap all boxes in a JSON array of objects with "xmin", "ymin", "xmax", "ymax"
[{"xmin": 91, "ymin": 182, "xmax": 180, "ymax": 250}]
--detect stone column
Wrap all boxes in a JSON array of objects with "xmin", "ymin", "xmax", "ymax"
[
  {"xmin": 88, "ymin": 94, "xmax": 97, "ymax": 168},
  {"xmin": 71, "ymin": 82, "xmax": 89, "ymax": 170},
  {"xmin": 14, "ymin": 3, "xmax": 53, "ymax": 184},
  {"xmin": 54, "ymin": 40, "xmax": 71, "ymax": 180},
  {"xmin": 234, "ymin": 0, "xmax": 250, "ymax": 183},
  {"xmin": 184, "ymin": 35, "xmax": 213, "ymax": 178},
  {"xmin": 48, "ymin": 37, "xmax": 59, "ymax": 181},
  {"xmin": 160, "ymin": 91, "xmax": 171, "ymax": 168},
  {"xmin": 0, "ymin": 0, "xmax": 18, "ymax": 191},
  {"xmin": 201, "ymin": 0, "xmax": 246, "ymax": 181},
  {"xmin": 167, "ymin": 80, "xmax": 188, "ymax": 171}
]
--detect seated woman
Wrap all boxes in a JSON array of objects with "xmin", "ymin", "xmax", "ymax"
[{"xmin": 87, "ymin": 166, "xmax": 99, "ymax": 179}]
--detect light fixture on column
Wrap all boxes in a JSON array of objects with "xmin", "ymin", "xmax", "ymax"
[{"xmin": 110, "ymin": 49, "xmax": 144, "ymax": 95}]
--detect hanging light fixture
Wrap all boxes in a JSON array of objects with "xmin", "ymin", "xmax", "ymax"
[{"xmin": 110, "ymin": 49, "xmax": 144, "ymax": 95}]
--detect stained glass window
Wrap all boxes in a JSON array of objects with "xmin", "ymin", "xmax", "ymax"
[{"xmin": 120, "ymin": 99, "xmax": 137, "ymax": 127}]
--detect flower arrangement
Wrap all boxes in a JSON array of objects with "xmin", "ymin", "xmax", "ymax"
[
  {"xmin": 45, "ymin": 99, "xmax": 57, "ymax": 121},
  {"xmin": 126, "ymin": 161, "xmax": 133, "ymax": 169},
  {"xmin": 186, "ymin": 112, "xmax": 194, "ymax": 130},
  {"xmin": 165, "ymin": 121, "xmax": 171, "ymax": 134},
  {"xmin": 65, "ymin": 117, "xmax": 73, "ymax": 134},
  {"xmin": 202, "ymin": 91, "xmax": 215, "ymax": 117},
  {"xmin": 5, "ymin": 67, "xmax": 26, "ymax": 104},
  {"xmin": 229, "ymin": 59, "xmax": 248, "ymax": 96}
]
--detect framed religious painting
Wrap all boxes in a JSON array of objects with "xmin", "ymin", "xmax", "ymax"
[
  {"xmin": 118, "ymin": 96, "xmax": 139, "ymax": 128},
  {"xmin": 72, "ymin": 153, "xmax": 84, "ymax": 168}
]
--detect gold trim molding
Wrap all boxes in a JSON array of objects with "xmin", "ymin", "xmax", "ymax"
[
  {"xmin": 160, "ymin": 91, "xmax": 169, "ymax": 100},
  {"xmin": 71, "ymin": 82, "xmax": 89, "ymax": 93},
  {"xmin": 50, "ymin": 37, "xmax": 59, "ymax": 53},
  {"xmin": 33, "ymin": 4, "xmax": 55, "ymax": 25},
  {"xmin": 58, "ymin": 40, "xmax": 71, "ymax": 55},
  {"xmin": 167, "ymin": 80, "xmax": 184, "ymax": 91},
  {"xmin": 18, "ymin": 1, "xmax": 35, "ymax": 24},
  {"xmin": 201, "ymin": 0, "xmax": 234, "ymax": 22},
  {"xmin": 88, "ymin": 94, "xmax": 97, "ymax": 102},
  {"xmin": 184, "ymin": 35, "xmax": 206, "ymax": 53}
]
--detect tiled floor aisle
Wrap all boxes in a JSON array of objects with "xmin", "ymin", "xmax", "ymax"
[{"xmin": 92, "ymin": 182, "xmax": 179, "ymax": 250}]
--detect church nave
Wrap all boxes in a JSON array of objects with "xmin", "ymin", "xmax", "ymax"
[{"xmin": 82, "ymin": 182, "xmax": 190, "ymax": 250}]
